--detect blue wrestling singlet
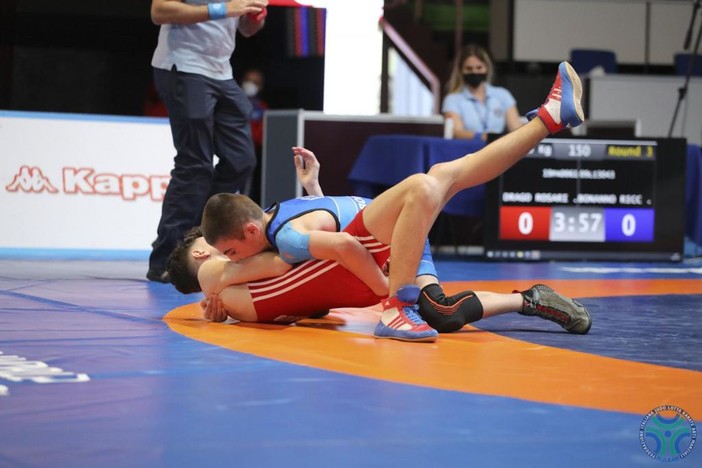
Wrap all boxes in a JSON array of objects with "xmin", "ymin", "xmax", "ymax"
[
  {"xmin": 265, "ymin": 196, "xmax": 370, "ymax": 241},
  {"xmin": 264, "ymin": 196, "xmax": 371, "ymax": 263}
]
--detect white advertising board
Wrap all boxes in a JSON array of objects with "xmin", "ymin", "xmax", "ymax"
[{"xmin": 0, "ymin": 111, "xmax": 175, "ymax": 253}]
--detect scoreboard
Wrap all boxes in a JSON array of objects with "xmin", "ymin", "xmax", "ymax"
[{"xmin": 483, "ymin": 137, "xmax": 687, "ymax": 261}]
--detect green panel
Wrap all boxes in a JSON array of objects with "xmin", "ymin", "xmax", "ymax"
[{"xmin": 409, "ymin": 3, "xmax": 490, "ymax": 32}]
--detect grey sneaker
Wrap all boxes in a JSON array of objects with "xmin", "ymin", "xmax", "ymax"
[{"xmin": 518, "ymin": 284, "xmax": 592, "ymax": 334}]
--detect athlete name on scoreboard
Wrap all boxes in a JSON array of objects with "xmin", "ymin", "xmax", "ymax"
[{"xmin": 502, "ymin": 192, "xmax": 647, "ymax": 205}]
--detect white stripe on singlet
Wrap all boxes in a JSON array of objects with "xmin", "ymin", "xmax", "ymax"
[
  {"xmin": 249, "ymin": 259, "xmax": 335, "ymax": 292},
  {"xmin": 250, "ymin": 260, "xmax": 340, "ymax": 303},
  {"xmin": 355, "ymin": 235, "xmax": 390, "ymax": 253},
  {"xmin": 247, "ymin": 259, "xmax": 323, "ymax": 286}
]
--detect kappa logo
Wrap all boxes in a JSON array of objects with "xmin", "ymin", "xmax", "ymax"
[
  {"xmin": 5, "ymin": 166, "xmax": 171, "ymax": 201},
  {"xmin": 5, "ymin": 166, "xmax": 59, "ymax": 193}
]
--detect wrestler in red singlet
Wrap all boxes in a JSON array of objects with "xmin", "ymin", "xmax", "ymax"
[{"xmin": 249, "ymin": 210, "xmax": 389, "ymax": 323}]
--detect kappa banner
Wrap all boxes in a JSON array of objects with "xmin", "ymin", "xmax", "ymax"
[
  {"xmin": 6, "ymin": 166, "xmax": 170, "ymax": 201},
  {"xmin": 0, "ymin": 111, "xmax": 175, "ymax": 251}
]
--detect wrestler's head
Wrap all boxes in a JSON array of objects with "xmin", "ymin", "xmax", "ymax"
[
  {"xmin": 200, "ymin": 193, "xmax": 269, "ymax": 262},
  {"xmin": 167, "ymin": 227, "xmax": 216, "ymax": 294}
]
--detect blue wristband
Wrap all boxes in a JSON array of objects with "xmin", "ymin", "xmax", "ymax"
[{"xmin": 207, "ymin": 2, "xmax": 227, "ymax": 20}]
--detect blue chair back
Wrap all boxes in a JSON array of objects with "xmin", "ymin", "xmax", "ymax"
[
  {"xmin": 570, "ymin": 49, "xmax": 617, "ymax": 74},
  {"xmin": 674, "ymin": 53, "xmax": 702, "ymax": 76}
]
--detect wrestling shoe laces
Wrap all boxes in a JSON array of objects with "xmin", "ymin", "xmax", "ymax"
[
  {"xmin": 517, "ymin": 284, "xmax": 592, "ymax": 335},
  {"xmin": 374, "ymin": 285, "xmax": 438, "ymax": 342},
  {"xmin": 398, "ymin": 303, "xmax": 424, "ymax": 325},
  {"xmin": 526, "ymin": 61, "xmax": 584, "ymax": 133}
]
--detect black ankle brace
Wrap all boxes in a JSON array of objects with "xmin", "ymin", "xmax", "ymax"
[{"xmin": 417, "ymin": 283, "xmax": 484, "ymax": 333}]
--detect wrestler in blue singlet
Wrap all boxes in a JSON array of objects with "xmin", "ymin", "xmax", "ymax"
[{"xmin": 263, "ymin": 195, "xmax": 437, "ymax": 279}]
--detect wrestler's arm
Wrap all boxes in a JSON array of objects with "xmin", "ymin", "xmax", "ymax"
[
  {"xmin": 274, "ymin": 212, "xmax": 388, "ymax": 296},
  {"xmin": 199, "ymin": 252, "xmax": 292, "ymax": 293},
  {"xmin": 293, "ymin": 146, "xmax": 323, "ymax": 196},
  {"xmin": 202, "ymin": 286, "xmax": 259, "ymax": 323},
  {"xmin": 308, "ymin": 231, "xmax": 388, "ymax": 297},
  {"xmin": 221, "ymin": 252, "xmax": 291, "ymax": 285},
  {"xmin": 199, "ymin": 253, "xmax": 290, "ymax": 322}
]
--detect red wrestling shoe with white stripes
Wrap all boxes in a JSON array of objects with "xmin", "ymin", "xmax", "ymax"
[
  {"xmin": 526, "ymin": 61, "xmax": 584, "ymax": 134},
  {"xmin": 374, "ymin": 285, "xmax": 438, "ymax": 342}
]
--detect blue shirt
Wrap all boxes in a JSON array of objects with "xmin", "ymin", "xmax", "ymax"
[
  {"xmin": 151, "ymin": 0, "xmax": 239, "ymax": 80},
  {"xmin": 441, "ymin": 84, "xmax": 517, "ymax": 134}
]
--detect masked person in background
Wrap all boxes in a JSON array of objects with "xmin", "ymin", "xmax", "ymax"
[
  {"xmin": 442, "ymin": 44, "xmax": 523, "ymax": 141},
  {"xmin": 241, "ymin": 68, "xmax": 268, "ymax": 152},
  {"xmin": 240, "ymin": 68, "xmax": 268, "ymax": 204}
]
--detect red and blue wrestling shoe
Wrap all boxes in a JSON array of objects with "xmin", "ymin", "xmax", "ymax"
[
  {"xmin": 526, "ymin": 61, "xmax": 584, "ymax": 133},
  {"xmin": 374, "ymin": 285, "xmax": 438, "ymax": 342}
]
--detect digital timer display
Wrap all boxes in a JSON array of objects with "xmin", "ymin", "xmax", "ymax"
[
  {"xmin": 483, "ymin": 137, "xmax": 686, "ymax": 261},
  {"xmin": 500, "ymin": 204, "xmax": 654, "ymax": 242}
]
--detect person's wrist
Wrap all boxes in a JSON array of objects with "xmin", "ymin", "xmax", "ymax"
[
  {"xmin": 207, "ymin": 2, "xmax": 227, "ymax": 20},
  {"xmin": 305, "ymin": 183, "xmax": 321, "ymax": 195}
]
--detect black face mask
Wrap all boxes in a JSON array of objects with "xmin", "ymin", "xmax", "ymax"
[{"xmin": 462, "ymin": 73, "xmax": 487, "ymax": 88}]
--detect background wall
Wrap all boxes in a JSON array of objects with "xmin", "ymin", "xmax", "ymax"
[
  {"xmin": 0, "ymin": 0, "xmax": 325, "ymax": 116},
  {"xmin": 502, "ymin": 0, "xmax": 691, "ymax": 65}
]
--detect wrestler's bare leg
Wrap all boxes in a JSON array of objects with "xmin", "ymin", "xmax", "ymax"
[{"xmin": 363, "ymin": 119, "xmax": 549, "ymax": 295}]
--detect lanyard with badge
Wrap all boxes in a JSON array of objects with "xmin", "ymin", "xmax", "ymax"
[{"xmin": 468, "ymin": 96, "xmax": 490, "ymax": 133}]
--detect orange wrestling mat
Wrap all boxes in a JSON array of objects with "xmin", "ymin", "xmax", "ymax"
[{"xmin": 164, "ymin": 278, "xmax": 702, "ymax": 418}]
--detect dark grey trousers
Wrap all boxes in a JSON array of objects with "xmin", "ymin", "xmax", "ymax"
[{"xmin": 149, "ymin": 66, "xmax": 256, "ymax": 272}]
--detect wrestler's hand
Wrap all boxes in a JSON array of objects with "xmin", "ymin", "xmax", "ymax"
[
  {"xmin": 292, "ymin": 146, "xmax": 323, "ymax": 196},
  {"xmin": 201, "ymin": 293, "xmax": 228, "ymax": 322}
]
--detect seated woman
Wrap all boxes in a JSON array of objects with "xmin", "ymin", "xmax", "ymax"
[{"xmin": 442, "ymin": 44, "xmax": 522, "ymax": 141}]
